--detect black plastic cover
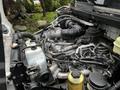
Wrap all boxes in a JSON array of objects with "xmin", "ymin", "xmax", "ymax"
[{"xmin": 89, "ymin": 72, "xmax": 107, "ymax": 89}]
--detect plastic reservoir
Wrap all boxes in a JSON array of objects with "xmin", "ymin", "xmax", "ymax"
[{"xmin": 68, "ymin": 71, "xmax": 84, "ymax": 90}]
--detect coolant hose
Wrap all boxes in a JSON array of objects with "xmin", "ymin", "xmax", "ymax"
[
  {"xmin": 62, "ymin": 28, "xmax": 81, "ymax": 38},
  {"xmin": 55, "ymin": 15, "xmax": 94, "ymax": 26}
]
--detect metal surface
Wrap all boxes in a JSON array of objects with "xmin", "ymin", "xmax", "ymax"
[
  {"xmin": 25, "ymin": 41, "xmax": 47, "ymax": 74},
  {"xmin": 0, "ymin": 0, "xmax": 13, "ymax": 77},
  {"xmin": 0, "ymin": 14, "xmax": 6, "ymax": 90}
]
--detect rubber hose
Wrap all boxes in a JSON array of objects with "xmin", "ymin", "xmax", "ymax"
[{"xmin": 109, "ymin": 80, "xmax": 120, "ymax": 90}]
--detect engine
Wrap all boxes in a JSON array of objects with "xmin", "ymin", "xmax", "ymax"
[{"xmin": 10, "ymin": 2, "xmax": 120, "ymax": 90}]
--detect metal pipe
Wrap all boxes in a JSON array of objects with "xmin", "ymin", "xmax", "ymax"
[
  {"xmin": 49, "ymin": 63, "xmax": 69, "ymax": 79},
  {"xmin": 49, "ymin": 64, "xmax": 58, "ymax": 74},
  {"xmin": 57, "ymin": 72, "xmax": 69, "ymax": 79}
]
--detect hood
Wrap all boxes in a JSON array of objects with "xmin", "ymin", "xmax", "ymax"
[{"xmin": 76, "ymin": 0, "xmax": 120, "ymax": 9}]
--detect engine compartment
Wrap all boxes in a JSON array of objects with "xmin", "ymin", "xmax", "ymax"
[{"xmin": 9, "ymin": 1, "xmax": 120, "ymax": 90}]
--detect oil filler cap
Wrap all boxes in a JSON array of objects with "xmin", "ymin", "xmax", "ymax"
[
  {"xmin": 89, "ymin": 72, "xmax": 107, "ymax": 89},
  {"xmin": 71, "ymin": 71, "xmax": 80, "ymax": 78}
]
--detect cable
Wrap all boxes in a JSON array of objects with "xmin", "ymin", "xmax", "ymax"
[{"xmin": 79, "ymin": 58, "xmax": 107, "ymax": 66}]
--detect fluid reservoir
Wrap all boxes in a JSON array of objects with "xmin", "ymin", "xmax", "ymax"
[{"xmin": 68, "ymin": 71, "xmax": 84, "ymax": 90}]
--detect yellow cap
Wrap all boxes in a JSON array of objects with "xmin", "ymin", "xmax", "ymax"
[
  {"xmin": 114, "ymin": 37, "xmax": 120, "ymax": 48},
  {"xmin": 68, "ymin": 72, "xmax": 84, "ymax": 84}
]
